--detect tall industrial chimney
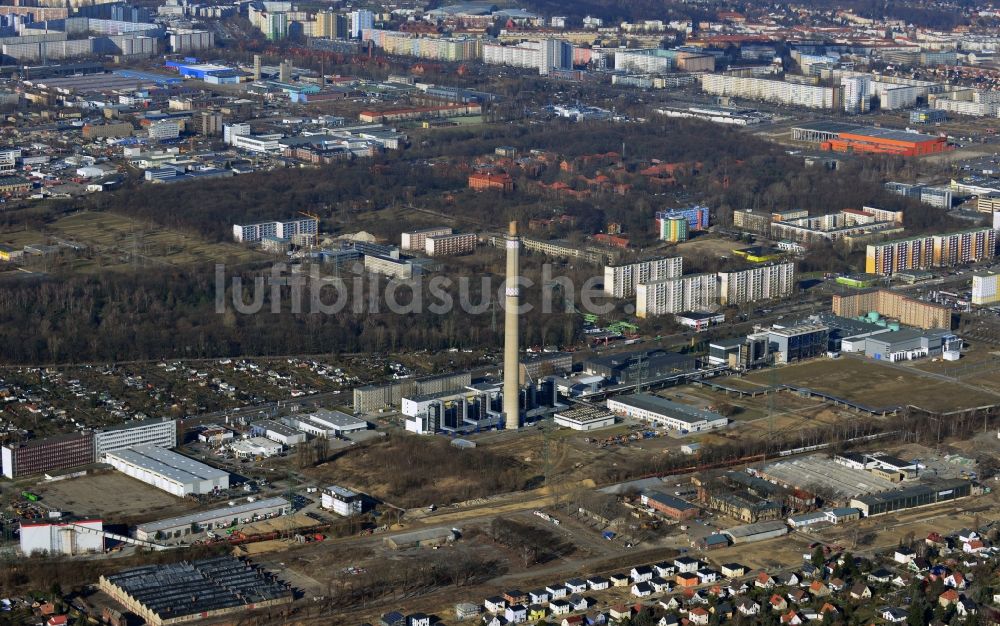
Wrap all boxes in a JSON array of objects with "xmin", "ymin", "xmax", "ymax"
[
  {"xmin": 503, "ymin": 220, "xmax": 521, "ymax": 430},
  {"xmin": 253, "ymin": 54, "xmax": 262, "ymax": 81}
]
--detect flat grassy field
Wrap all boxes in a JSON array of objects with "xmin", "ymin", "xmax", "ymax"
[{"xmin": 740, "ymin": 358, "xmax": 1000, "ymax": 412}]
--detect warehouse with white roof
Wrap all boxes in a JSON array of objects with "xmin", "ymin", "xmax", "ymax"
[{"xmin": 104, "ymin": 445, "xmax": 229, "ymax": 497}]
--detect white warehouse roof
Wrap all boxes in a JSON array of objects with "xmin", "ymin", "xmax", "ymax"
[{"xmin": 105, "ymin": 445, "xmax": 228, "ymax": 485}]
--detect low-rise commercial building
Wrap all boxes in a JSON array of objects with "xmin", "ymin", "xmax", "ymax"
[
  {"xmin": 552, "ymin": 405, "xmax": 616, "ymax": 430},
  {"xmin": 249, "ymin": 419, "xmax": 306, "ymax": 446},
  {"xmin": 606, "ymin": 393, "xmax": 728, "ymax": 432},
  {"xmin": 863, "ymin": 328, "xmax": 957, "ymax": 362},
  {"xmin": 134, "ymin": 497, "xmax": 291, "ymax": 541},
  {"xmin": 321, "ymin": 485, "xmax": 365, "ymax": 516},
  {"xmin": 104, "ymin": 445, "xmax": 229, "ymax": 497},
  {"xmin": 229, "ymin": 437, "xmax": 283, "ymax": 458}
]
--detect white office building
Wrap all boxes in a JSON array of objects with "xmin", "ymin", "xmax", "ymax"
[
  {"xmin": 604, "ymin": 257, "xmax": 682, "ymax": 298},
  {"xmin": 322, "ymin": 485, "xmax": 364, "ymax": 516},
  {"xmin": 636, "ymin": 273, "xmax": 718, "ymax": 318},
  {"xmin": 93, "ymin": 418, "xmax": 177, "ymax": 461},
  {"xmin": 223, "ymin": 122, "xmax": 251, "ymax": 144},
  {"xmin": 147, "ymin": 119, "xmax": 181, "ymax": 140},
  {"xmin": 104, "ymin": 445, "xmax": 229, "ymax": 497}
]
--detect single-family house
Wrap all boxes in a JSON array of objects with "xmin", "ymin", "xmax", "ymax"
[
  {"xmin": 809, "ymin": 581, "xmax": 831, "ymax": 597},
  {"xmin": 406, "ymin": 614, "xmax": 431, "ymax": 626},
  {"xmin": 549, "ymin": 600, "xmax": 570, "ymax": 615},
  {"xmin": 631, "ymin": 582, "xmax": 652, "ymax": 598},
  {"xmin": 565, "ymin": 579, "xmax": 588, "ymax": 594},
  {"xmin": 630, "ymin": 566, "xmax": 653, "ymax": 583},
  {"xmin": 780, "ymin": 610, "xmax": 803, "ymax": 625},
  {"xmin": 503, "ymin": 590, "xmax": 527, "ymax": 605},
  {"xmin": 828, "ymin": 578, "xmax": 846, "ymax": 592},
  {"xmin": 945, "ymin": 572, "xmax": 967, "ymax": 589},
  {"xmin": 658, "ymin": 597, "xmax": 681, "ymax": 611},
  {"xmin": 561, "ymin": 616, "xmax": 584, "ymax": 626},
  {"xmin": 587, "ymin": 576, "xmax": 610, "ymax": 591},
  {"xmin": 484, "ymin": 597, "xmax": 507, "ymax": 613},
  {"xmin": 867, "ymin": 569, "xmax": 892, "ymax": 584},
  {"xmin": 713, "ymin": 602, "xmax": 733, "ymax": 620},
  {"xmin": 696, "ymin": 568, "xmax": 718, "ymax": 584},
  {"xmin": 529, "ymin": 590, "xmax": 550, "ymax": 605},
  {"xmin": 656, "ymin": 616, "xmax": 679, "ymax": 626},
  {"xmin": 674, "ymin": 556, "xmax": 700, "ymax": 573},
  {"xmin": 769, "ymin": 594, "xmax": 788, "ymax": 611},
  {"xmin": 609, "ymin": 573, "xmax": 630, "ymax": 587},
  {"xmin": 547, "ymin": 584, "xmax": 568, "ymax": 599},
  {"xmin": 676, "ymin": 572, "xmax": 699, "ymax": 588},
  {"xmin": 650, "ymin": 577, "xmax": 671, "ymax": 593},
  {"xmin": 528, "ymin": 605, "xmax": 546, "ymax": 622},
  {"xmin": 721, "ymin": 563, "xmax": 746, "ymax": 578},
  {"xmin": 957, "ymin": 597, "xmax": 977, "ymax": 618},
  {"xmin": 939, "ymin": 589, "xmax": 960, "ymax": 608},
  {"xmin": 736, "ymin": 598, "xmax": 760, "ymax": 616},
  {"xmin": 756, "ymin": 572, "xmax": 775, "ymax": 589},
  {"xmin": 567, "ymin": 595, "xmax": 589, "ymax": 612},
  {"xmin": 893, "ymin": 547, "xmax": 916, "ymax": 564},
  {"xmin": 504, "ymin": 605, "xmax": 527, "ymax": 624},
  {"xmin": 849, "ymin": 583, "xmax": 871, "ymax": 600},
  {"xmin": 608, "ymin": 605, "xmax": 631, "ymax": 622},
  {"xmin": 688, "ymin": 607, "xmax": 709, "ymax": 625},
  {"xmin": 882, "ymin": 607, "xmax": 907, "ymax": 623},
  {"xmin": 787, "ymin": 589, "xmax": 808, "ymax": 605},
  {"xmin": 653, "ymin": 562, "xmax": 676, "ymax": 578}
]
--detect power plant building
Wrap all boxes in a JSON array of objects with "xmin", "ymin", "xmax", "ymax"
[
  {"xmin": 353, "ymin": 371, "xmax": 472, "ymax": 413},
  {"xmin": 104, "ymin": 445, "xmax": 229, "ymax": 497},
  {"xmin": 20, "ymin": 519, "xmax": 104, "ymax": 556}
]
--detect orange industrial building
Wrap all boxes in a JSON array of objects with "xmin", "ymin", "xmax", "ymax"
[{"xmin": 821, "ymin": 127, "xmax": 949, "ymax": 157}]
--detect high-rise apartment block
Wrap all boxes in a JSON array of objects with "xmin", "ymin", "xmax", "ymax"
[
  {"xmin": 972, "ymin": 273, "xmax": 1000, "ymax": 306},
  {"xmin": 718, "ymin": 262, "xmax": 795, "ymax": 305},
  {"xmin": 604, "ymin": 257, "xmax": 682, "ymax": 298},
  {"xmin": 865, "ymin": 228, "xmax": 996, "ymax": 275},
  {"xmin": 401, "ymin": 227, "xmax": 451, "ymax": 251},
  {"xmin": 232, "ymin": 218, "xmax": 319, "ymax": 244},
  {"xmin": 425, "ymin": 233, "xmax": 476, "ymax": 256},
  {"xmin": 636, "ymin": 273, "xmax": 718, "ymax": 318}
]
